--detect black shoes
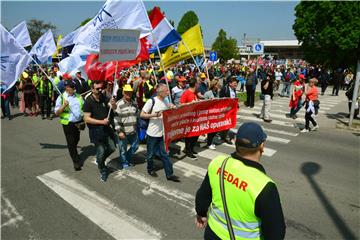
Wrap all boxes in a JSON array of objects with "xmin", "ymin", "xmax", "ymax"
[
  {"xmin": 223, "ymin": 139, "xmax": 233, "ymax": 145},
  {"xmin": 166, "ymin": 175, "xmax": 180, "ymax": 182},
  {"xmin": 148, "ymin": 170, "xmax": 158, "ymax": 177},
  {"xmin": 186, "ymin": 153, "xmax": 198, "ymax": 160}
]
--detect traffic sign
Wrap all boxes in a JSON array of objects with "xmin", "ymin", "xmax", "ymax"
[
  {"xmin": 252, "ymin": 43, "xmax": 264, "ymax": 54},
  {"xmin": 209, "ymin": 51, "xmax": 217, "ymax": 61}
]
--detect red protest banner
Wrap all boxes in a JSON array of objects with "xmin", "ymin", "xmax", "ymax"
[{"xmin": 162, "ymin": 98, "xmax": 238, "ymax": 151}]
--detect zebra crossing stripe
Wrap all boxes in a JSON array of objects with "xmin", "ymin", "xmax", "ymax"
[
  {"xmin": 243, "ymin": 106, "xmax": 325, "ymax": 114},
  {"xmin": 238, "ymin": 115, "xmax": 296, "ymax": 127},
  {"xmin": 37, "ymin": 170, "xmax": 162, "ymax": 240},
  {"xmin": 232, "ymin": 127, "xmax": 298, "ymax": 137}
]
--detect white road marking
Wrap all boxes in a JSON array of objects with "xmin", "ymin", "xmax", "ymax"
[
  {"xmin": 173, "ymin": 161, "xmax": 207, "ymax": 179},
  {"xmin": 1, "ymin": 193, "xmax": 24, "ymax": 228},
  {"xmin": 232, "ymin": 126, "xmax": 298, "ymax": 137},
  {"xmin": 240, "ymin": 106, "xmax": 325, "ymax": 114},
  {"xmin": 237, "ymin": 115, "xmax": 296, "ymax": 128},
  {"xmin": 37, "ymin": 170, "xmax": 162, "ymax": 239}
]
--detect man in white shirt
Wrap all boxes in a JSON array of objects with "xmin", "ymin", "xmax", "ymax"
[{"xmin": 140, "ymin": 84, "xmax": 179, "ymax": 182}]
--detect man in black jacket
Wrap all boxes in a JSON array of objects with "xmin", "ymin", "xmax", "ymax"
[
  {"xmin": 219, "ymin": 77, "xmax": 238, "ymax": 144},
  {"xmin": 73, "ymin": 71, "xmax": 89, "ymax": 95}
]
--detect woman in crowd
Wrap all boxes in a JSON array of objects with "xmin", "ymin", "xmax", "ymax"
[
  {"xmin": 301, "ymin": 78, "xmax": 319, "ymax": 133},
  {"xmin": 289, "ymin": 74, "xmax": 305, "ymax": 119},
  {"xmin": 19, "ymin": 73, "xmax": 37, "ymax": 116}
]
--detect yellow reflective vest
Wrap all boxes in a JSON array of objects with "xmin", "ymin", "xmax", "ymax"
[
  {"xmin": 59, "ymin": 93, "xmax": 84, "ymax": 125},
  {"xmin": 208, "ymin": 155, "xmax": 274, "ymax": 240}
]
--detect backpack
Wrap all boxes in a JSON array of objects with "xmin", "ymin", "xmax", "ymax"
[{"xmin": 137, "ymin": 97, "xmax": 155, "ymax": 130}]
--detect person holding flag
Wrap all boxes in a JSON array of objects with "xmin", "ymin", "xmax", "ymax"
[{"xmin": 37, "ymin": 75, "xmax": 53, "ymax": 120}]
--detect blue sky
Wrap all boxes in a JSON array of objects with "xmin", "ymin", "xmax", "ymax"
[{"xmin": 1, "ymin": 1, "xmax": 299, "ymax": 46}]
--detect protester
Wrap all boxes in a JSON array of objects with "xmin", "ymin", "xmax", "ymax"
[
  {"xmin": 274, "ymin": 66, "xmax": 283, "ymax": 92},
  {"xmin": 171, "ymin": 75, "xmax": 187, "ymax": 105},
  {"xmin": 197, "ymin": 73, "xmax": 208, "ymax": 99},
  {"xmin": 195, "ymin": 122, "xmax": 286, "ymax": 239},
  {"xmin": 112, "ymin": 84, "xmax": 139, "ymax": 169},
  {"xmin": 204, "ymin": 79, "xmax": 221, "ymax": 150},
  {"xmin": 236, "ymin": 72, "xmax": 246, "ymax": 92},
  {"xmin": 180, "ymin": 78, "xmax": 200, "ymax": 160},
  {"xmin": 344, "ymin": 70, "xmax": 354, "ymax": 91},
  {"xmin": 140, "ymin": 84, "xmax": 179, "ymax": 182},
  {"xmin": 0, "ymin": 82, "xmax": 11, "ymax": 120},
  {"xmin": 19, "ymin": 74, "xmax": 37, "ymax": 116},
  {"xmin": 37, "ymin": 75, "xmax": 53, "ymax": 120},
  {"xmin": 260, "ymin": 74, "xmax": 273, "ymax": 122},
  {"xmin": 55, "ymin": 81, "xmax": 84, "ymax": 171},
  {"xmin": 345, "ymin": 81, "xmax": 360, "ymax": 119},
  {"xmin": 219, "ymin": 76, "xmax": 238, "ymax": 144},
  {"xmin": 73, "ymin": 70, "xmax": 90, "ymax": 94},
  {"xmin": 281, "ymin": 68, "xmax": 292, "ymax": 97},
  {"xmin": 83, "ymin": 80, "xmax": 116, "ymax": 182},
  {"xmin": 289, "ymin": 74, "xmax": 305, "ymax": 119},
  {"xmin": 318, "ymin": 68, "xmax": 330, "ymax": 95},
  {"xmin": 245, "ymin": 68, "xmax": 257, "ymax": 108},
  {"xmin": 301, "ymin": 78, "xmax": 319, "ymax": 133},
  {"xmin": 332, "ymin": 69, "xmax": 342, "ymax": 96}
]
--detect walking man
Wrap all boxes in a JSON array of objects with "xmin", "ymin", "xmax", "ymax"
[
  {"xmin": 83, "ymin": 81, "xmax": 116, "ymax": 182},
  {"xmin": 55, "ymin": 81, "xmax": 84, "ymax": 171}
]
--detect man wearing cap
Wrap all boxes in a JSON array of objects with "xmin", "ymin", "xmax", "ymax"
[
  {"xmin": 195, "ymin": 122, "xmax": 286, "ymax": 240},
  {"xmin": 289, "ymin": 74, "xmax": 305, "ymax": 119},
  {"xmin": 55, "ymin": 81, "xmax": 84, "ymax": 171},
  {"xmin": 171, "ymin": 76, "xmax": 187, "ymax": 106},
  {"xmin": 73, "ymin": 71, "xmax": 89, "ymax": 95},
  {"xmin": 111, "ymin": 84, "xmax": 139, "ymax": 169},
  {"xmin": 197, "ymin": 73, "xmax": 208, "ymax": 99}
]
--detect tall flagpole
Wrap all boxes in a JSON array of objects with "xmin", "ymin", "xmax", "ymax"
[
  {"xmin": 181, "ymin": 40, "xmax": 202, "ymax": 73},
  {"xmin": 141, "ymin": 3, "xmax": 172, "ymax": 103},
  {"xmin": 107, "ymin": 61, "xmax": 118, "ymax": 119}
]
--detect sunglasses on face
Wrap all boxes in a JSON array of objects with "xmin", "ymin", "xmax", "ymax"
[{"xmin": 95, "ymin": 87, "xmax": 103, "ymax": 91}]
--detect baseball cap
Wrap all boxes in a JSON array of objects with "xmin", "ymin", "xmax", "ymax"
[
  {"xmin": 123, "ymin": 84, "xmax": 133, "ymax": 92},
  {"xmin": 200, "ymin": 73, "xmax": 206, "ymax": 78},
  {"xmin": 299, "ymin": 74, "xmax": 305, "ymax": 79},
  {"xmin": 236, "ymin": 122, "xmax": 267, "ymax": 148},
  {"xmin": 64, "ymin": 81, "xmax": 76, "ymax": 88},
  {"xmin": 178, "ymin": 76, "xmax": 186, "ymax": 82}
]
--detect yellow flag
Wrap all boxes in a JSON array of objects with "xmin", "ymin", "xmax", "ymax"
[
  {"xmin": 161, "ymin": 24, "xmax": 204, "ymax": 70},
  {"xmin": 52, "ymin": 34, "xmax": 62, "ymax": 58}
]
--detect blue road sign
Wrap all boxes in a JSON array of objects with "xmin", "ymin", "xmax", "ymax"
[
  {"xmin": 252, "ymin": 43, "xmax": 264, "ymax": 54},
  {"xmin": 209, "ymin": 51, "xmax": 217, "ymax": 61}
]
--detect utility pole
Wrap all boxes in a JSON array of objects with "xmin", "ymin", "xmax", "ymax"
[{"xmin": 349, "ymin": 60, "xmax": 360, "ymax": 127}]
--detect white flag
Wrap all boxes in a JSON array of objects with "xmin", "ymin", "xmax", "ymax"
[
  {"xmin": 0, "ymin": 24, "xmax": 32, "ymax": 92},
  {"xmin": 30, "ymin": 29, "xmax": 56, "ymax": 63},
  {"xmin": 58, "ymin": 54, "xmax": 85, "ymax": 76},
  {"xmin": 59, "ymin": 27, "xmax": 82, "ymax": 47},
  {"xmin": 10, "ymin": 21, "xmax": 32, "ymax": 47},
  {"xmin": 71, "ymin": 0, "xmax": 151, "ymax": 55}
]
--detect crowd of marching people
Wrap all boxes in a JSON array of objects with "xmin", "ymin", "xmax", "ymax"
[{"xmin": 1, "ymin": 60, "xmax": 358, "ymax": 181}]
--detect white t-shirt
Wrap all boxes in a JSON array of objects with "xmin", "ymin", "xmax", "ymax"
[
  {"xmin": 275, "ymin": 71, "xmax": 283, "ymax": 81},
  {"xmin": 142, "ymin": 97, "xmax": 168, "ymax": 137}
]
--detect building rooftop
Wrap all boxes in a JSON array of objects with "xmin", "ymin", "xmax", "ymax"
[{"xmin": 260, "ymin": 40, "xmax": 301, "ymax": 47}]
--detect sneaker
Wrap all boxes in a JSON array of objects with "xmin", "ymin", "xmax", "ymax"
[
  {"xmin": 186, "ymin": 153, "xmax": 198, "ymax": 160},
  {"xmin": 263, "ymin": 119, "xmax": 272, "ymax": 123},
  {"xmin": 312, "ymin": 125, "xmax": 319, "ymax": 131},
  {"xmin": 100, "ymin": 170, "xmax": 108, "ymax": 182},
  {"xmin": 208, "ymin": 144, "xmax": 216, "ymax": 150},
  {"xmin": 42, "ymin": 116, "xmax": 46, "ymax": 120},
  {"xmin": 224, "ymin": 139, "xmax": 233, "ymax": 145},
  {"xmin": 166, "ymin": 175, "xmax": 180, "ymax": 182},
  {"xmin": 122, "ymin": 163, "xmax": 130, "ymax": 169},
  {"xmin": 192, "ymin": 150, "xmax": 198, "ymax": 155},
  {"xmin": 300, "ymin": 129, "xmax": 309, "ymax": 133},
  {"xmin": 148, "ymin": 170, "xmax": 158, "ymax": 177}
]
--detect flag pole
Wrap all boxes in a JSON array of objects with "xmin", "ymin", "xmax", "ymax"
[
  {"xmin": 107, "ymin": 61, "xmax": 118, "ymax": 119},
  {"xmin": 141, "ymin": 3, "xmax": 172, "ymax": 104},
  {"xmin": 181, "ymin": 40, "xmax": 202, "ymax": 74}
]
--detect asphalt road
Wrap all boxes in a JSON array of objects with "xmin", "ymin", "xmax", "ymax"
[{"xmin": 1, "ymin": 90, "xmax": 359, "ymax": 240}]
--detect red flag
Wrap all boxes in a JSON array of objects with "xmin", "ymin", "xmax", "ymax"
[{"xmin": 85, "ymin": 38, "xmax": 149, "ymax": 81}]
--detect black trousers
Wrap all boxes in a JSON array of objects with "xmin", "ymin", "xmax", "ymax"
[
  {"xmin": 40, "ymin": 95, "xmax": 52, "ymax": 117},
  {"xmin": 63, "ymin": 123, "xmax": 81, "ymax": 168},
  {"xmin": 321, "ymin": 82, "xmax": 328, "ymax": 94},
  {"xmin": 185, "ymin": 136, "xmax": 199, "ymax": 153},
  {"xmin": 332, "ymin": 83, "xmax": 340, "ymax": 96},
  {"xmin": 305, "ymin": 111, "xmax": 317, "ymax": 130},
  {"xmin": 246, "ymin": 85, "xmax": 255, "ymax": 107}
]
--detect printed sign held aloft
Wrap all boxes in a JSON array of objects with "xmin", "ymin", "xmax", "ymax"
[{"xmin": 99, "ymin": 29, "xmax": 140, "ymax": 63}]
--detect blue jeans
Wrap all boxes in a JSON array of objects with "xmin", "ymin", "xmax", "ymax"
[
  {"xmin": 146, "ymin": 136, "xmax": 173, "ymax": 177},
  {"xmin": 1, "ymin": 98, "xmax": 10, "ymax": 118},
  {"xmin": 115, "ymin": 132, "xmax": 139, "ymax": 165},
  {"xmin": 281, "ymin": 82, "xmax": 291, "ymax": 97},
  {"xmin": 95, "ymin": 135, "xmax": 116, "ymax": 173}
]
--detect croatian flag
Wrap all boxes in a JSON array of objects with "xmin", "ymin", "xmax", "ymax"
[{"xmin": 147, "ymin": 7, "xmax": 182, "ymax": 54}]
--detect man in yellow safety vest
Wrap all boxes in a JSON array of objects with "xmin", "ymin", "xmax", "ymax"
[{"xmin": 195, "ymin": 122, "xmax": 286, "ymax": 239}]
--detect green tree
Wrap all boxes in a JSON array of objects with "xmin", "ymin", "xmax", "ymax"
[
  {"xmin": 177, "ymin": 11, "xmax": 199, "ymax": 35},
  {"xmin": 293, "ymin": 1, "xmax": 360, "ymax": 69},
  {"xmin": 211, "ymin": 29, "xmax": 238, "ymax": 61},
  {"xmin": 27, "ymin": 19, "xmax": 57, "ymax": 44}
]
